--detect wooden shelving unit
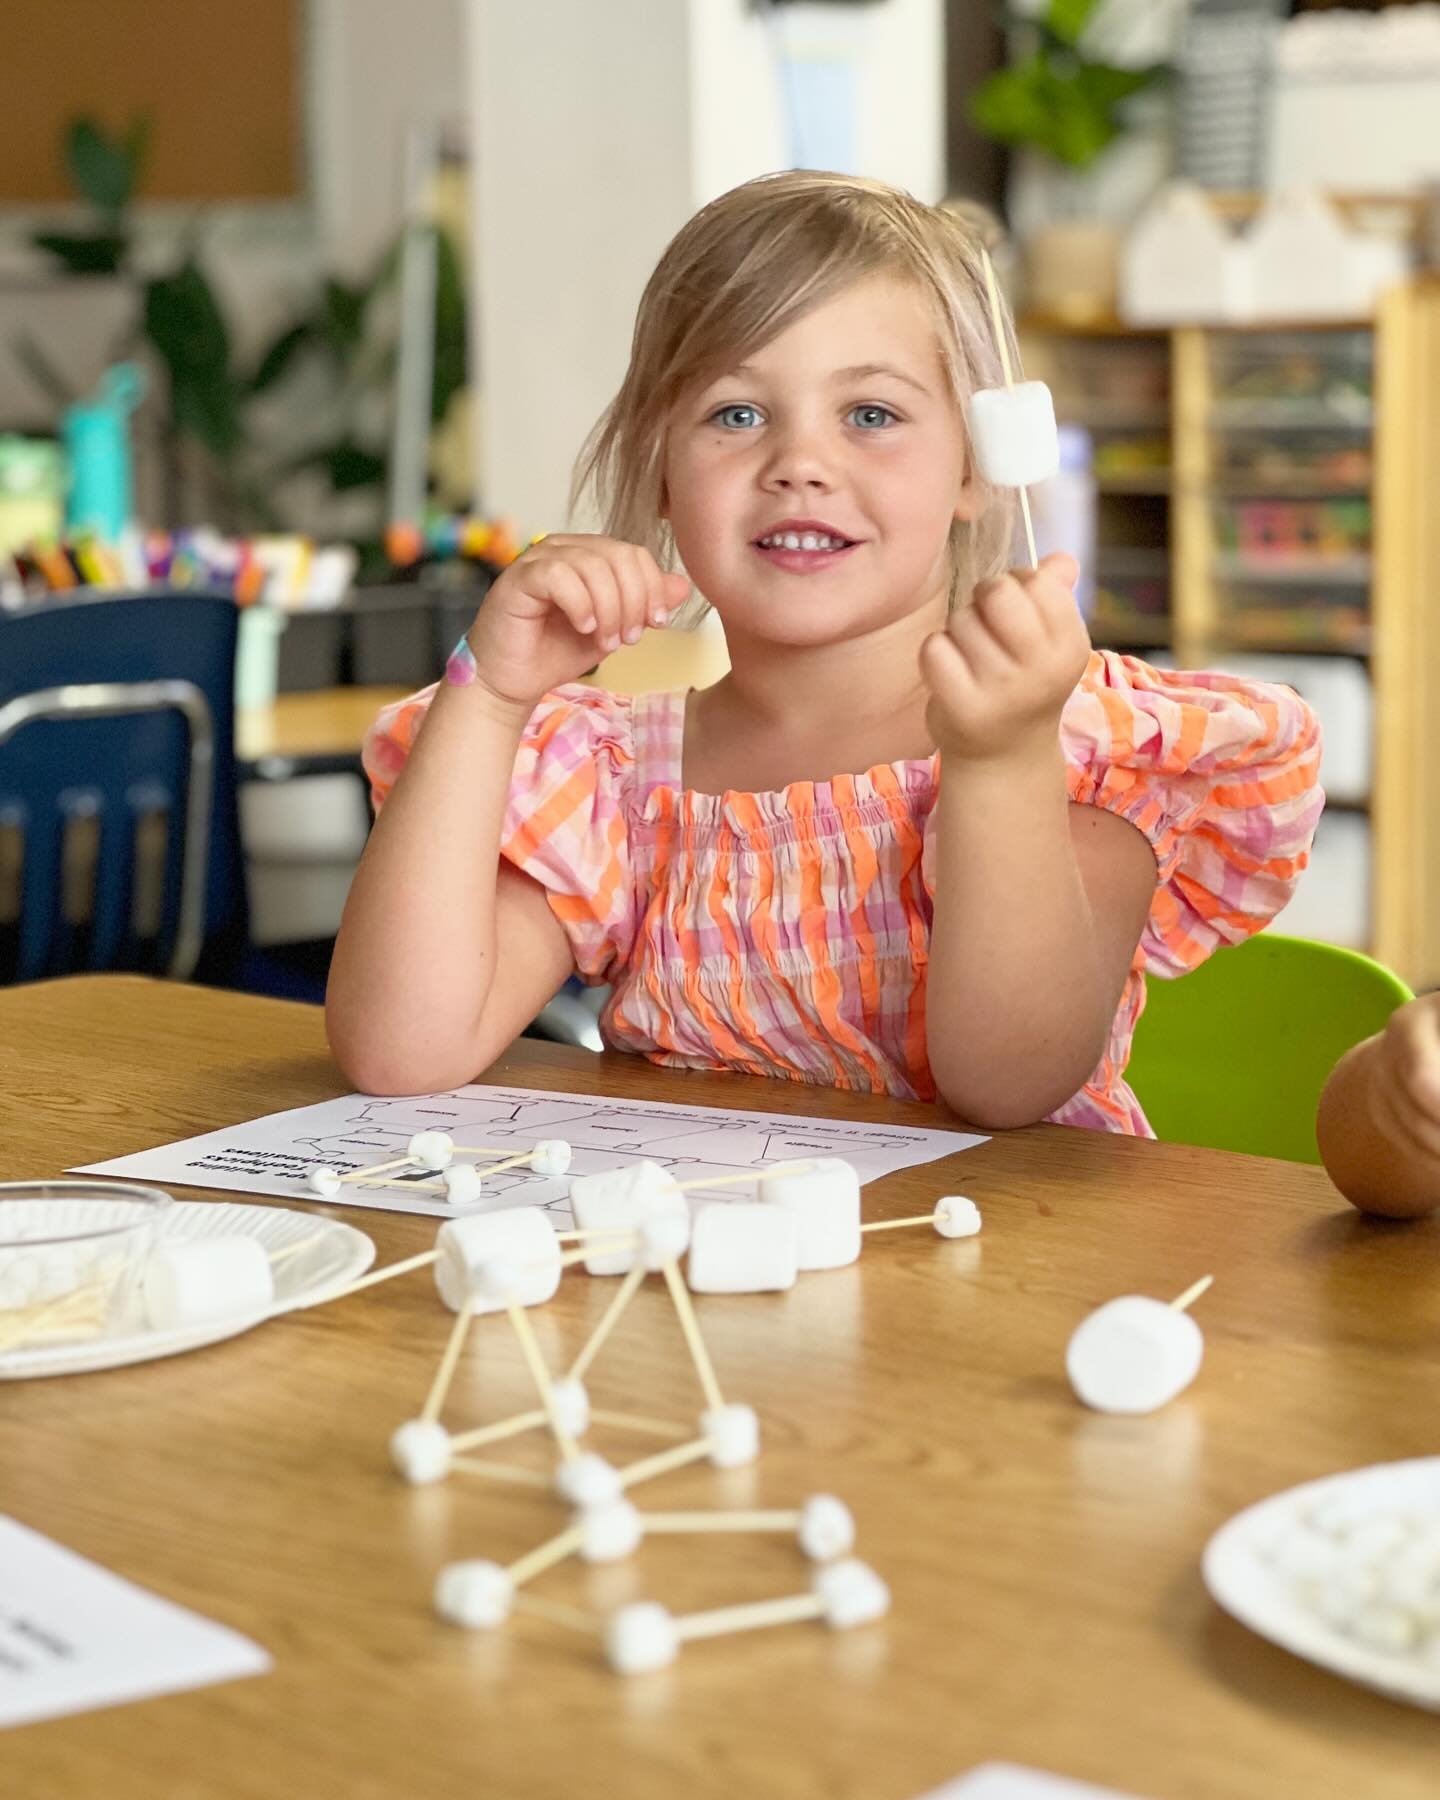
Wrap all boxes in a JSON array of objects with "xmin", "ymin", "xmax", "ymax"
[{"xmin": 1020, "ymin": 278, "xmax": 1440, "ymax": 988}]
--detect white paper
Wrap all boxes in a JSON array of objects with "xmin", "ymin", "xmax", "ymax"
[
  {"xmin": 922, "ymin": 1768, "xmax": 1152, "ymax": 1800},
  {"xmin": 0, "ymin": 1517, "xmax": 270, "ymax": 1728},
  {"xmin": 77, "ymin": 1083, "xmax": 987, "ymax": 1223}
]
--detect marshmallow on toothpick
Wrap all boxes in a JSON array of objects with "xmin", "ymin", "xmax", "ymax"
[
  {"xmin": 1066, "ymin": 1290, "xmax": 1207, "ymax": 1415},
  {"xmin": 569, "ymin": 1162, "xmax": 687, "ymax": 1275},
  {"xmin": 686, "ymin": 1203, "xmax": 799, "ymax": 1295},
  {"xmin": 408, "ymin": 1131, "xmax": 455, "ymax": 1170},
  {"xmin": 966, "ymin": 382, "xmax": 1060, "ymax": 489},
  {"xmin": 433, "ymin": 1207, "xmax": 561, "ymax": 1314}
]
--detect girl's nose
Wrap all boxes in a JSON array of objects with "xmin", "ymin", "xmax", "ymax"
[{"xmin": 760, "ymin": 424, "xmax": 836, "ymax": 492}]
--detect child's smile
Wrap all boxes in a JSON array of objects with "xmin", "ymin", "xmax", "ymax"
[{"xmin": 751, "ymin": 514, "xmax": 864, "ymax": 574}]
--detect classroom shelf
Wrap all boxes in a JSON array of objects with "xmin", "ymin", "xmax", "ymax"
[{"xmin": 1020, "ymin": 285, "xmax": 1440, "ymax": 987}]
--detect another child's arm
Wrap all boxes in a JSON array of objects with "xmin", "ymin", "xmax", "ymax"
[
  {"xmin": 326, "ymin": 538, "xmax": 687, "ymax": 1095},
  {"xmin": 1317, "ymin": 995, "xmax": 1440, "ymax": 1218},
  {"xmin": 920, "ymin": 554, "xmax": 1157, "ymax": 1128}
]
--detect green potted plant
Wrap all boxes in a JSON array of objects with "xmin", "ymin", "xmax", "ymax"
[{"xmin": 969, "ymin": 0, "xmax": 1170, "ymax": 320}]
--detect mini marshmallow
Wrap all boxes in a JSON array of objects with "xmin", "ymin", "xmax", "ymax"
[
  {"xmin": 407, "ymin": 1130, "xmax": 454, "ymax": 1171},
  {"xmin": 531, "ymin": 1139, "xmax": 572, "ymax": 1176},
  {"xmin": 442, "ymin": 1163, "xmax": 484, "ymax": 1206},
  {"xmin": 798, "ymin": 1495, "xmax": 856, "ymax": 1563},
  {"xmin": 966, "ymin": 381, "xmax": 1060, "ymax": 488},
  {"xmin": 639, "ymin": 1211, "xmax": 691, "ymax": 1271},
  {"xmin": 934, "ymin": 1195, "xmax": 982, "ymax": 1239},
  {"xmin": 1066, "ymin": 1295, "xmax": 1204, "ymax": 1415},
  {"xmin": 433, "ymin": 1207, "xmax": 560, "ymax": 1314},
  {"xmin": 306, "ymin": 1166, "xmax": 341, "ymax": 1197},
  {"xmin": 555, "ymin": 1453, "xmax": 623, "ymax": 1510},
  {"xmin": 605, "ymin": 1601, "xmax": 679, "ymax": 1674},
  {"xmin": 687, "ymin": 1203, "xmax": 799, "ymax": 1295},
  {"xmin": 763, "ymin": 1159, "xmax": 861, "ymax": 1271},
  {"xmin": 702, "ymin": 1403, "xmax": 760, "ymax": 1469},
  {"xmin": 142, "ymin": 1237, "xmax": 275, "ymax": 1331},
  {"xmin": 579, "ymin": 1498, "xmax": 645, "ymax": 1564},
  {"xmin": 569, "ymin": 1162, "xmax": 687, "ymax": 1276},
  {"xmin": 434, "ymin": 1559, "xmax": 514, "ymax": 1630},
  {"xmin": 549, "ymin": 1377, "xmax": 591, "ymax": 1439},
  {"xmin": 390, "ymin": 1418, "xmax": 452, "ymax": 1484},
  {"xmin": 813, "ymin": 1558, "xmax": 891, "ymax": 1630}
]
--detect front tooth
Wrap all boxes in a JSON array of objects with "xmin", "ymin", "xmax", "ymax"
[
  {"xmin": 799, "ymin": 533, "xmax": 819, "ymax": 550},
  {"xmin": 782, "ymin": 533, "xmax": 802, "ymax": 549}
]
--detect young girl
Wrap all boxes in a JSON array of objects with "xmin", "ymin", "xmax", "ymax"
[{"xmin": 328, "ymin": 171, "xmax": 1322, "ymax": 1133}]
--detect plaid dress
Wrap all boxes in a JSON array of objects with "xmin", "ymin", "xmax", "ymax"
[{"xmin": 363, "ymin": 651, "xmax": 1322, "ymax": 1134}]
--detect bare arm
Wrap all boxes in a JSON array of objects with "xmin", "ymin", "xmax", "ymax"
[
  {"xmin": 326, "ymin": 684, "xmax": 575, "ymax": 1095},
  {"xmin": 920, "ymin": 553, "xmax": 1154, "ymax": 1128},
  {"xmin": 326, "ymin": 536, "xmax": 688, "ymax": 1095},
  {"xmin": 927, "ymin": 748, "xmax": 1156, "ymax": 1126},
  {"xmin": 1317, "ymin": 998, "xmax": 1440, "ymax": 1218}
]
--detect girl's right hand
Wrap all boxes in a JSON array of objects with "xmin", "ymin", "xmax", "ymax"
[{"xmin": 465, "ymin": 534, "xmax": 691, "ymax": 709}]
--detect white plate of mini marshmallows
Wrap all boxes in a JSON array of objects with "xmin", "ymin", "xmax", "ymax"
[
  {"xmin": 1203, "ymin": 1457, "xmax": 1440, "ymax": 1710},
  {"xmin": 0, "ymin": 1201, "xmax": 374, "ymax": 1380}
]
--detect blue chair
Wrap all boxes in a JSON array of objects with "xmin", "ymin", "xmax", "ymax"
[{"xmin": 0, "ymin": 591, "xmax": 248, "ymax": 984}]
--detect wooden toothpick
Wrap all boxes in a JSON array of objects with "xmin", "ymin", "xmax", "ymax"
[
  {"xmin": 506, "ymin": 1525, "xmax": 582, "ymax": 1589},
  {"xmin": 447, "ymin": 1411, "xmax": 549, "ymax": 1454},
  {"xmin": 659, "ymin": 1259, "xmax": 726, "ymax": 1413},
  {"xmin": 978, "ymin": 242, "xmax": 1039, "ymax": 569},
  {"xmin": 618, "ymin": 1435, "xmax": 712, "ymax": 1492},
  {"xmin": 420, "ymin": 1297, "xmax": 476, "ymax": 1425},
  {"xmin": 269, "ymin": 1247, "xmax": 438, "ymax": 1315},
  {"xmin": 566, "ymin": 1261, "xmax": 648, "ymax": 1384},
  {"xmin": 1169, "ymin": 1275, "xmax": 1214, "ymax": 1314},
  {"xmin": 639, "ymin": 1509, "xmax": 799, "ymax": 1534},
  {"xmin": 674, "ymin": 1592, "xmax": 824, "ymax": 1644},
  {"xmin": 673, "ymin": 1162, "xmax": 815, "ymax": 1196},
  {"xmin": 505, "ymin": 1298, "xmax": 581, "ymax": 1461}
]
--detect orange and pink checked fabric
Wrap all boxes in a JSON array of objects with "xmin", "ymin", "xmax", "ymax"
[{"xmin": 364, "ymin": 650, "xmax": 1323, "ymax": 1135}]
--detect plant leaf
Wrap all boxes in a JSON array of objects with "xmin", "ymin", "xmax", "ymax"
[
  {"xmin": 65, "ymin": 116, "xmax": 144, "ymax": 216},
  {"xmin": 31, "ymin": 230, "xmax": 128, "ymax": 276},
  {"xmin": 144, "ymin": 260, "xmax": 232, "ymax": 378},
  {"xmin": 247, "ymin": 321, "xmax": 318, "ymax": 395},
  {"xmin": 288, "ymin": 440, "xmax": 387, "ymax": 491},
  {"xmin": 1045, "ymin": 0, "xmax": 1099, "ymax": 49},
  {"xmin": 431, "ymin": 226, "xmax": 467, "ymax": 426}
]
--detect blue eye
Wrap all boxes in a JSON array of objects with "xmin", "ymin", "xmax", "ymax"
[
  {"xmin": 849, "ymin": 404, "xmax": 897, "ymax": 430},
  {"xmin": 712, "ymin": 403, "xmax": 762, "ymax": 430}
]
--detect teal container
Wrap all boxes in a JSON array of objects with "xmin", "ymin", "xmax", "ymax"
[{"xmin": 64, "ymin": 364, "xmax": 144, "ymax": 541}]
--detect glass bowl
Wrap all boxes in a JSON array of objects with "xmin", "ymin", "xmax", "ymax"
[{"xmin": 0, "ymin": 1182, "xmax": 174, "ymax": 1348}]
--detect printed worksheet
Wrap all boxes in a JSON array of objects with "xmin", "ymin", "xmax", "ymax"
[
  {"xmin": 77, "ymin": 1084, "xmax": 988, "ymax": 1223},
  {"xmin": 0, "ymin": 1517, "xmax": 269, "ymax": 1728}
]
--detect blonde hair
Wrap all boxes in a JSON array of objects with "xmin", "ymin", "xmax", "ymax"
[{"xmin": 572, "ymin": 170, "xmax": 1019, "ymax": 607}]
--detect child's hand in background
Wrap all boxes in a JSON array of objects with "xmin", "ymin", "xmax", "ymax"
[
  {"xmin": 1319, "ymin": 991, "xmax": 1440, "ymax": 1217},
  {"xmin": 919, "ymin": 552, "xmax": 1090, "ymax": 766},
  {"xmin": 465, "ymin": 534, "xmax": 690, "ymax": 710},
  {"xmin": 1361, "ymin": 995, "xmax": 1440, "ymax": 1174}
]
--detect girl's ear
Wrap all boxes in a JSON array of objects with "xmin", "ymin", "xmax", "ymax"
[{"xmin": 953, "ymin": 464, "xmax": 986, "ymax": 523}]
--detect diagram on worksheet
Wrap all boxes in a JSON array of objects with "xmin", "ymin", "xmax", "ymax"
[{"xmin": 75, "ymin": 1085, "xmax": 988, "ymax": 1222}]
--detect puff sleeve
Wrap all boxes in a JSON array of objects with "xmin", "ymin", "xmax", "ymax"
[{"xmin": 1061, "ymin": 651, "xmax": 1324, "ymax": 977}]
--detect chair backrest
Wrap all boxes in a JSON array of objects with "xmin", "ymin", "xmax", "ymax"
[
  {"xmin": 0, "ymin": 592, "xmax": 246, "ymax": 983},
  {"xmin": 1125, "ymin": 932, "xmax": 1413, "ymax": 1164}
]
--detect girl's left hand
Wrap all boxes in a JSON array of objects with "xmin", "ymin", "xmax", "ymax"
[{"xmin": 919, "ymin": 552, "xmax": 1091, "ymax": 765}]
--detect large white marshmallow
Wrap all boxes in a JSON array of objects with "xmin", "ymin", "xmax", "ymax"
[
  {"xmin": 687, "ymin": 1202, "xmax": 798, "ymax": 1295},
  {"xmin": 569, "ymin": 1162, "xmax": 686, "ymax": 1276},
  {"xmin": 1066, "ymin": 1295, "xmax": 1204, "ymax": 1415},
  {"xmin": 442, "ymin": 1163, "xmax": 484, "ymax": 1207},
  {"xmin": 142, "ymin": 1237, "xmax": 275, "ymax": 1331},
  {"xmin": 433, "ymin": 1207, "xmax": 560, "ymax": 1314},
  {"xmin": 762, "ymin": 1159, "xmax": 861, "ymax": 1270},
  {"xmin": 605, "ymin": 1601, "xmax": 679, "ymax": 1674},
  {"xmin": 966, "ymin": 380, "xmax": 1060, "ymax": 489}
]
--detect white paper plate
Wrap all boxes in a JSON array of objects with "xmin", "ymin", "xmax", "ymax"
[
  {"xmin": 0, "ymin": 1201, "xmax": 374, "ymax": 1380},
  {"xmin": 1203, "ymin": 1457, "xmax": 1440, "ymax": 1711}
]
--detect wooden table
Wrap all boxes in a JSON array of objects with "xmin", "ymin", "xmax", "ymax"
[
  {"xmin": 235, "ymin": 685, "xmax": 410, "ymax": 773},
  {"xmin": 2, "ymin": 978, "xmax": 1437, "ymax": 1799}
]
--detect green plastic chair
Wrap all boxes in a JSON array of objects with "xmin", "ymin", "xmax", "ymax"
[{"xmin": 1125, "ymin": 933, "xmax": 1413, "ymax": 1164}]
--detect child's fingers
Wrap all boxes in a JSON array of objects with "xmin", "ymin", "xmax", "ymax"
[
  {"xmin": 918, "ymin": 628, "xmax": 980, "ymax": 708},
  {"xmin": 1036, "ymin": 551, "xmax": 1080, "ymax": 590},
  {"xmin": 610, "ymin": 546, "xmax": 654, "ymax": 646},
  {"xmin": 529, "ymin": 558, "xmax": 602, "ymax": 639},
  {"xmin": 568, "ymin": 551, "xmax": 626, "ymax": 651}
]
